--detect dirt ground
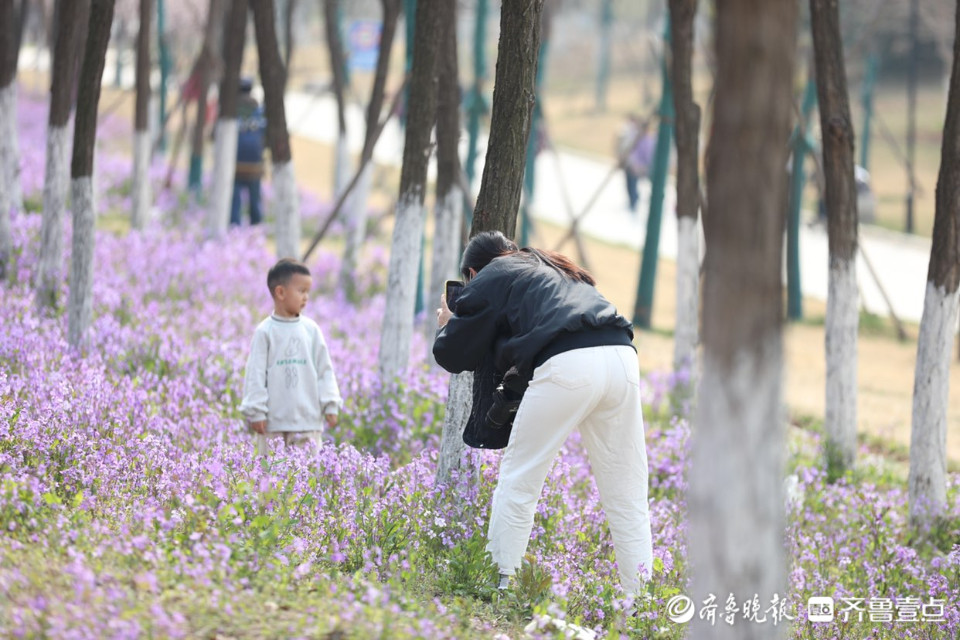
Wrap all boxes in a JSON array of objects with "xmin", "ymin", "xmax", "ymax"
[{"xmin": 23, "ymin": 64, "xmax": 957, "ymax": 465}]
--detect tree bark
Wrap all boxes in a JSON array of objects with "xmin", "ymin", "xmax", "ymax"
[
  {"xmin": 37, "ymin": 0, "xmax": 90, "ymax": 309},
  {"xmin": 811, "ymin": 0, "xmax": 859, "ymax": 478},
  {"xmin": 0, "ymin": 0, "xmax": 19, "ymax": 279},
  {"xmin": 471, "ymin": 0, "xmax": 544, "ymax": 238},
  {"xmin": 323, "ymin": 0, "xmax": 349, "ymax": 195},
  {"xmin": 340, "ymin": 0, "xmax": 401, "ymax": 299},
  {"xmin": 131, "ymin": 0, "xmax": 155, "ymax": 231},
  {"xmin": 68, "ymin": 0, "xmax": 116, "ymax": 347},
  {"xmin": 909, "ymin": 1, "xmax": 960, "ymax": 529},
  {"xmin": 669, "ymin": 0, "xmax": 701, "ymax": 377},
  {"xmin": 688, "ymin": 1, "xmax": 797, "ymax": 637},
  {"xmin": 431, "ymin": 0, "xmax": 465, "ymax": 483},
  {"xmin": 378, "ymin": 0, "xmax": 442, "ymax": 383},
  {"xmin": 251, "ymin": 0, "xmax": 300, "ymax": 258},
  {"xmin": 208, "ymin": 0, "xmax": 247, "ymax": 237}
]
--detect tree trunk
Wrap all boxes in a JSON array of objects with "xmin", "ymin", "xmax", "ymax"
[
  {"xmin": 131, "ymin": 0, "xmax": 155, "ymax": 231},
  {"xmin": 251, "ymin": 0, "xmax": 299, "ymax": 258},
  {"xmin": 323, "ymin": 0, "xmax": 349, "ymax": 195},
  {"xmin": 0, "ymin": 0, "xmax": 19, "ymax": 279},
  {"xmin": 68, "ymin": 0, "xmax": 116, "ymax": 347},
  {"xmin": 437, "ymin": 371, "xmax": 472, "ymax": 482},
  {"xmin": 208, "ymin": 0, "xmax": 247, "ymax": 237},
  {"xmin": 37, "ymin": 0, "xmax": 90, "ymax": 310},
  {"xmin": 431, "ymin": 0, "xmax": 465, "ymax": 483},
  {"xmin": 669, "ymin": 0, "xmax": 701, "ymax": 377},
  {"xmin": 189, "ymin": 0, "xmax": 222, "ymax": 195},
  {"xmin": 688, "ymin": 1, "xmax": 797, "ymax": 637},
  {"xmin": 340, "ymin": 0, "xmax": 401, "ymax": 299},
  {"xmin": 433, "ymin": 0, "xmax": 544, "ymax": 481},
  {"xmin": 811, "ymin": 0, "xmax": 859, "ymax": 478},
  {"xmin": 471, "ymin": 0, "xmax": 544, "ymax": 237},
  {"xmin": 378, "ymin": 0, "xmax": 442, "ymax": 383},
  {"xmin": 909, "ymin": 1, "xmax": 960, "ymax": 529}
]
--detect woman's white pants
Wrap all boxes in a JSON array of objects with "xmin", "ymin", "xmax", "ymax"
[{"xmin": 486, "ymin": 345, "xmax": 653, "ymax": 594}]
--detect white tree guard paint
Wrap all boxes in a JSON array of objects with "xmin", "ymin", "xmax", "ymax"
[
  {"xmin": 0, "ymin": 83, "xmax": 16, "ymax": 277},
  {"xmin": 825, "ymin": 258, "xmax": 858, "ymax": 471},
  {"xmin": 339, "ymin": 163, "xmax": 374, "ymax": 292},
  {"xmin": 131, "ymin": 130, "xmax": 152, "ymax": 231},
  {"xmin": 379, "ymin": 190, "xmax": 426, "ymax": 382},
  {"xmin": 909, "ymin": 281, "xmax": 959, "ymax": 526},
  {"xmin": 9, "ymin": 81, "xmax": 23, "ymax": 211},
  {"xmin": 334, "ymin": 131, "xmax": 351, "ymax": 199},
  {"xmin": 425, "ymin": 186, "xmax": 463, "ymax": 365},
  {"xmin": 68, "ymin": 177, "xmax": 96, "ymax": 347},
  {"xmin": 37, "ymin": 124, "xmax": 70, "ymax": 308},
  {"xmin": 436, "ymin": 371, "xmax": 472, "ymax": 484},
  {"xmin": 673, "ymin": 216, "xmax": 700, "ymax": 375},
  {"xmin": 208, "ymin": 119, "xmax": 238, "ymax": 237},
  {"xmin": 688, "ymin": 340, "xmax": 786, "ymax": 640},
  {"xmin": 272, "ymin": 161, "xmax": 301, "ymax": 259}
]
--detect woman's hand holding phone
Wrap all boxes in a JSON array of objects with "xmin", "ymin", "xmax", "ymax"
[{"xmin": 437, "ymin": 294, "xmax": 453, "ymax": 329}]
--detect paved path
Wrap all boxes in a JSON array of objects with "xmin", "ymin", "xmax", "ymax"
[
  {"xmin": 286, "ymin": 90, "xmax": 932, "ymax": 324},
  {"xmin": 18, "ymin": 45, "xmax": 933, "ymax": 322}
]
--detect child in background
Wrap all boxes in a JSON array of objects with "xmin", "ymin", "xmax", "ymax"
[{"xmin": 240, "ymin": 259, "xmax": 342, "ymax": 454}]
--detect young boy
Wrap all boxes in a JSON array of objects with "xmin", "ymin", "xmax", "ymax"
[{"xmin": 240, "ymin": 258, "xmax": 342, "ymax": 453}]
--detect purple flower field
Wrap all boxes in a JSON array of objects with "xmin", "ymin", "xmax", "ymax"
[{"xmin": 1, "ymin": 93, "xmax": 959, "ymax": 639}]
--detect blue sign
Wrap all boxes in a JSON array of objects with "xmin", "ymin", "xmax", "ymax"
[{"xmin": 348, "ymin": 21, "xmax": 381, "ymax": 72}]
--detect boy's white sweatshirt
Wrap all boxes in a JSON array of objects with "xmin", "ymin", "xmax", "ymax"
[{"xmin": 239, "ymin": 314, "xmax": 342, "ymax": 432}]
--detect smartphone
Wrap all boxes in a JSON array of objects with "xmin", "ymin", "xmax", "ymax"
[{"xmin": 445, "ymin": 279, "xmax": 465, "ymax": 313}]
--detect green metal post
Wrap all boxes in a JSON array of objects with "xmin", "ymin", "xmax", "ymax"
[
  {"xmin": 406, "ymin": 0, "xmax": 428, "ymax": 315},
  {"xmin": 402, "ymin": 0, "xmax": 415, "ymax": 129},
  {"xmin": 632, "ymin": 20, "xmax": 673, "ymax": 329},
  {"xmin": 786, "ymin": 76, "xmax": 817, "ymax": 321},
  {"xmin": 189, "ymin": 153, "xmax": 203, "ymax": 192},
  {"xmin": 157, "ymin": 0, "xmax": 170, "ymax": 152},
  {"xmin": 337, "ymin": 3, "xmax": 351, "ymax": 88},
  {"xmin": 595, "ymin": 0, "xmax": 612, "ymax": 112},
  {"xmin": 114, "ymin": 20, "xmax": 124, "ymax": 88},
  {"xmin": 859, "ymin": 52, "xmax": 878, "ymax": 171},
  {"xmin": 520, "ymin": 33, "xmax": 549, "ymax": 247},
  {"xmin": 463, "ymin": 0, "xmax": 488, "ymax": 232}
]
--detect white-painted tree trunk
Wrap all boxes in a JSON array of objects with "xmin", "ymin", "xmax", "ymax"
[
  {"xmin": 426, "ymin": 186, "xmax": 463, "ymax": 365},
  {"xmin": 909, "ymin": 282, "xmax": 959, "ymax": 526},
  {"xmin": 825, "ymin": 258, "xmax": 858, "ymax": 471},
  {"xmin": 379, "ymin": 190, "xmax": 425, "ymax": 382},
  {"xmin": 208, "ymin": 119, "xmax": 238, "ymax": 237},
  {"xmin": 67, "ymin": 177, "xmax": 96, "ymax": 347},
  {"xmin": 272, "ymin": 161, "xmax": 301, "ymax": 259},
  {"xmin": 339, "ymin": 162, "xmax": 374, "ymax": 293},
  {"xmin": 689, "ymin": 340, "xmax": 786, "ymax": 638},
  {"xmin": 131, "ymin": 130, "xmax": 152, "ymax": 231},
  {"xmin": 673, "ymin": 215, "xmax": 700, "ymax": 374},
  {"xmin": 37, "ymin": 124, "xmax": 71, "ymax": 309},
  {"xmin": 334, "ymin": 130, "xmax": 351, "ymax": 198},
  {"xmin": 1, "ymin": 83, "xmax": 23, "ymax": 214},
  {"xmin": 0, "ymin": 83, "xmax": 17, "ymax": 278},
  {"xmin": 436, "ymin": 371, "xmax": 471, "ymax": 484}
]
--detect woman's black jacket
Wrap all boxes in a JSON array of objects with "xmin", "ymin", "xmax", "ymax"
[{"xmin": 432, "ymin": 252, "xmax": 634, "ymax": 448}]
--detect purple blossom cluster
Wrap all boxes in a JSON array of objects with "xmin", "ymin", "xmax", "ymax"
[{"xmin": 2, "ymin": 90, "xmax": 959, "ymax": 639}]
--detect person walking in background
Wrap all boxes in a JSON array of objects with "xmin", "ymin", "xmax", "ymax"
[
  {"xmin": 433, "ymin": 231, "xmax": 653, "ymax": 596},
  {"xmin": 617, "ymin": 114, "xmax": 655, "ymax": 214},
  {"xmin": 231, "ymin": 77, "xmax": 267, "ymax": 226}
]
